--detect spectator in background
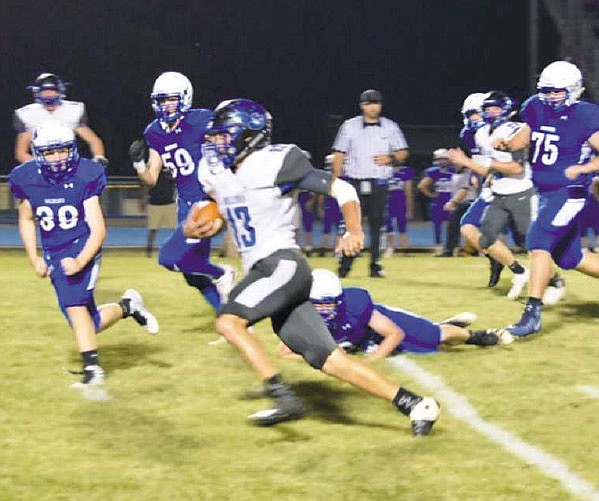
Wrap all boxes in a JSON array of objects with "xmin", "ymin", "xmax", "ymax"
[
  {"xmin": 438, "ymin": 166, "xmax": 476, "ymax": 257},
  {"xmin": 13, "ymin": 73, "xmax": 107, "ymax": 166},
  {"xmin": 332, "ymin": 89, "xmax": 409, "ymax": 278},
  {"xmin": 384, "ymin": 163, "xmax": 415, "ymax": 257},
  {"xmin": 146, "ymin": 167, "xmax": 177, "ymax": 257},
  {"xmin": 417, "ymin": 149, "xmax": 455, "ymax": 252}
]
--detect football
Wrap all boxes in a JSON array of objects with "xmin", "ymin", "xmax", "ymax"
[{"xmin": 189, "ymin": 200, "xmax": 222, "ymax": 223}]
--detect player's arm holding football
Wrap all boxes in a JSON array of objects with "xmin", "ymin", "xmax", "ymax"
[
  {"xmin": 17, "ymin": 198, "xmax": 48, "ymax": 277},
  {"xmin": 61, "ymin": 196, "xmax": 106, "ymax": 276},
  {"xmin": 129, "ymin": 139, "xmax": 162, "ymax": 187}
]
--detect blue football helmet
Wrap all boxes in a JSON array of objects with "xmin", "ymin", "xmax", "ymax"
[
  {"xmin": 28, "ymin": 73, "xmax": 67, "ymax": 107},
  {"xmin": 203, "ymin": 99, "xmax": 272, "ymax": 167},
  {"xmin": 310, "ymin": 269, "xmax": 344, "ymax": 331},
  {"xmin": 32, "ymin": 120, "xmax": 80, "ymax": 183},
  {"xmin": 481, "ymin": 91, "xmax": 514, "ymax": 127},
  {"xmin": 151, "ymin": 72, "xmax": 193, "ymax": 123}
]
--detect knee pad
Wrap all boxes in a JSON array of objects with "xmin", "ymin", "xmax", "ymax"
[{"xmin": 184, "ymin": 273, "xmax": 214, "ymax": 291}]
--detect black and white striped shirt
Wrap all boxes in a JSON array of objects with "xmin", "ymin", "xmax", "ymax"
[{"xmin": 333, "ymin": 116, "xmax": 408, "ymax": 179}]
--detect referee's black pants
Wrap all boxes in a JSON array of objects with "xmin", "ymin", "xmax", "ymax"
[{"xmin": 340, "ymin": 178, "xmax": 388, "ymax": 273}]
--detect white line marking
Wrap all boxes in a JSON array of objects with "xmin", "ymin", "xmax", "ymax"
[
  {"xmin": 389, "ymin": 356, "xmax": 599, "ymax": 501},
  {"xmin": 576, "ymin": 386, "xmax": 599, "ymax": 399}
]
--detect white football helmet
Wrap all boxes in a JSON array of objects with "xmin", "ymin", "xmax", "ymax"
[
  {"xmin": 32, "ymin": 119, "xmax": 79, "ymax": 182},
  {"xmin": 310, "ymin": 269, "xmax": 343, "ymax": 328},
  {"xmin": 537, "ymin": 61, "xmax": 584, "ymax": 110},
  {"xmin": 150, "ymin": 71, "xmax": 193, "ymax": 123},
  {"xmin": 461, "ymin": 92, "xmax": 487, "ymax": 127}
]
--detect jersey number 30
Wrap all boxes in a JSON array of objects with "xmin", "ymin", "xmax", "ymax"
[
  {"xmin": 530, "ymin": 131, "xmax": 560, "ymax": 166},
  {"xmin": 226, "ymin": 206, "xmax": 256, "ymax": 249}
]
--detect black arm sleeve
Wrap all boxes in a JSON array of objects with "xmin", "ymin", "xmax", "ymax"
[{"xmin": 275, "ymin": 146, "xmax": 332, "ymax": 195}]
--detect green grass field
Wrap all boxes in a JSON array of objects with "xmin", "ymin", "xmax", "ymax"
[{"xmin": 1, "ymin": 250, "xmax": 598, "ymax": 501}]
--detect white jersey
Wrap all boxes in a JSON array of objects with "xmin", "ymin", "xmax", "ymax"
[
  {"xmin": 198, "ymin": 144, "xmax": 301, "ymax": 272},
  {"xmin": 13, "ymin": 100, "xmax": 86, "ymax": 134},
  {"xmin": 474, "ymin": 121, "xmax": 533, "ymax": 195}
]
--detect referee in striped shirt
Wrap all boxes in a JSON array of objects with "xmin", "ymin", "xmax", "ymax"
[{"xmin": 332, "ymin": 89, "xmax": 409, "ymax": 278}]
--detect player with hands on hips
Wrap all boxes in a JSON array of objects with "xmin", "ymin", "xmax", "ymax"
[{"xmin": 8, "ymin": 120, "xmax": 158, "ymax": 390}]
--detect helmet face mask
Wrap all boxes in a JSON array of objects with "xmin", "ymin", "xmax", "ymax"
[
  {"xmin": 537, "ymin": 61, "xmax": 584, "ymax": 111},
  {"xmin": 32, "ymin": 121, "xmax": 79, "ymax": 183},
  {"xmin": 461, "ymin": 92, "xmax": 487, "ymax": 130},
  {"xmin": 204, "ymin": 99, "xmax": 271, "ymax": 167},
  {"xmin": 151, "ymin": 72, "xmax": 193, "ymax": 124},
  {"xmin": 481, "ymin": 91, "xmax": 514, "ymax": 127},
  {"xmin": 28, "ymin": 73, "xmax": 67, "ymax": 107},
  {"xmin": 309, "ymin": 269, "xmax": 344, "ymax": 331}
]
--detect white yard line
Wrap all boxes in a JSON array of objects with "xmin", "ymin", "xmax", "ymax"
[
  {"xmin": 389, "ymin": 356, "xmax": 599, "ymax": 501},
  {"xmin": 576, "ymin": 386, "xmax": 599, "ymax": 399}
]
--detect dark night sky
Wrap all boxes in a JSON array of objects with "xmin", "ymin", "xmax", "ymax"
[{"xmin": 0, "ymin": 0, "xmax": 559, "ymax": 175}]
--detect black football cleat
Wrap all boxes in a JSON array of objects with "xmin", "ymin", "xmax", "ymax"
[
  {"xmin": 248, "ymin": 383, "xmax": 305, "ymax": 426},
  {"xmin": 487, "ymin": 256, "xmax": 504, "ymax": 287}
]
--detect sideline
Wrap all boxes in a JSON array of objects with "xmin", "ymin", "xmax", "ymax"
[{"xmin": 389, "ymin": 356, "xmax": 599, "ymax": 501}]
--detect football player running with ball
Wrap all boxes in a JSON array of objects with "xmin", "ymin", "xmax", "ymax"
[
  {"xmin": 129, "ymin": 72, "xmax": 236, "ymax": 313},
  {"xmin": 496, "ymin": 61, "xmax": 599, "ymax": 337},
  {"xmin": 183, "ymin": 99, "xmax": 441, "ymax": 436},
  {"xmin": 9, "ymin": 121, "xmax": 158, "ymax": 390}
]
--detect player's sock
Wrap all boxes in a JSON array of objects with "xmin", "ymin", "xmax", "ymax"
[
  {"xmin": 509, "ymin": 261, "xmax": 525, "ymax": 274},
  {"xmin": 527, "ymin": 297, "xmax": 543, "ymax": 309},
  {"xmin": 393, "ymin": 387, "xmax": 422, "ymax": 417},
  {"xmin": 119, "ymin": 298, "xmax": 132, "ymax": 318},
  {"xmin": 82, "ymin": 349, "xmax": 99, "ymax": 368},
  {"xmin": 184, "ymin": 273, "xmax": 221, "ymax": 311},
  {"xmin": 466, "ymin": 330, "xmax": 499, "ymax": 346}
]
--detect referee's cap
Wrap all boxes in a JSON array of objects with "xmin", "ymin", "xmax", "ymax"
[{"xmin": 359, "ymin": 89, "xmax": 382, "ymax": 104}]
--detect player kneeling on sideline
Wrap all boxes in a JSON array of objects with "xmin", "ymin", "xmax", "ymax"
[
  {"xmin": 278, "ymin": 269, "xmax": 513, "ymax": 360},
  {"xmin": 184, "ymin": 99, "xmax": 440, "ymax": 436},
  {"xmin": 9, "ymin": 120, "xmax": 159, "ymax": 389}
]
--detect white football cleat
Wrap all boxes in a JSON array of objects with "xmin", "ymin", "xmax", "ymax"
[
  {"xmin": 71, "ymin": 364, "xmax": 105, "ymax": 388},
  {"xmin": 494, "ymin": 328, "xmax": 515, "ymax": 345},
  {"xmin": 507, "ymin": 268, "xmax": 530, "ymax": 300},
  {"xmin": 542, "ymin": 275, "xmax": 566, "ymax": 305},
  {"xmin": 122, "ymin": 289, "xmax": 159, "ymax": 334},
  {"xmin": 215, "ymin": 264, "xmax": 238, "ymax": 303},
  {"xmin": 410, "ymin": 397, "xmax": 441, "ymax": 437},
  {"xmin": 439, "ymin": 311, "xmax": 477, "ymax": 328}
]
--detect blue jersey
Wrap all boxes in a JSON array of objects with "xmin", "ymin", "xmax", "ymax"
[
  {"xmin": 9, "ymin": 159, "xmax": 106, "ymax": 251},
  {"xmin": 459, "ymin": 125, "xmax": 480, "ymax": 155},
  {"xmin": 424, "ymin": 166, "xmax": 455, "ymax": 193},
  {"xmin": 324, "ymin": 287, "xmax": 441, "ymax": 354},
  {"xmin": 389, "ymin": 166, "xmax": 415, "ymax": 192},
  {"xmin": 326, "ymin": 287, "xmax": 375, "ymax": 350},
  {"xmin": 144, "ymin": 108, "xmax": 213, "ymax": 207},
  {"xmin": 520, "ymin": 95, "xmax": 599, "ymax": 192}
]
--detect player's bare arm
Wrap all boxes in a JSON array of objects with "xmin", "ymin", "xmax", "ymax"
[
  {"xmin": 366, "ymin": 310, "xmax": 404, "ymax": 360},
  {"xmin": 564, "ymin": 131, "xmax": 599, "ymax": 180},
  {"xmin": 493, "ymin": 124, "xmax": 531, "ymax": 152},
  {"xmin": 15, "ymin": 131, "xmax": 34, "ymax": 163},
  {"xmin": 61, "ymin": 196, "xmax": 106, "ymax": 276},
  {"xmin": 417, "ymin": 176, "xmax": 436, "ymax": 198},
  {"xmin": 130, "ymin": 140, "xmax": 162, "ymax": 186},
  {"xmin": 75, "ymin": 125, "xmax": 106, "ymax": 161},
  {"xmin": 331, "ymin": 151, "xmax": 345, "ymax": 179},
  {"xmin": 17, "ymin": 198, "xmax": 47, "ymax": 277}
]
